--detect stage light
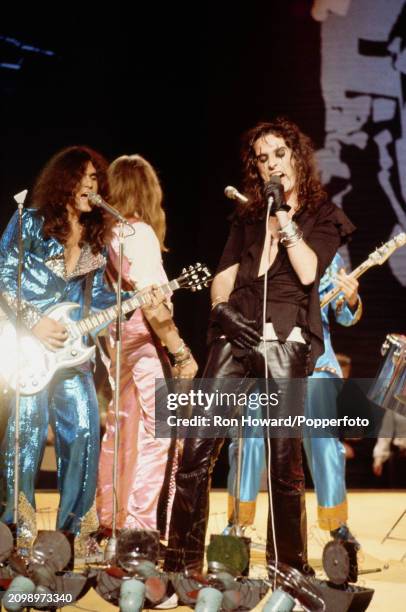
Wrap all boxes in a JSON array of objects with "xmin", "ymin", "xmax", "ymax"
[
  {"xmin": 206, "ymin": 535, "xmax": 249, "ymax": 577},
  {"xmin": 117, "ymin": 529, "xmax": 166, "ymax": 606},
  {"xmin": 119, "ymin": 578, "xmax": 146, "ymax": 612},
  {"xmin": 2, "ymin": 576, "xmax": 35, "ymax": 611},
  {"xmin": 27, "ymin": 531, "xmax": 71, "ymax": 588},
  {"xmin": 262, "ymin": 588, "xmax": 296, "ymax": 611},
  {"xmin": 96, "ymin": 529, "xmax": 168, "ymax": 607},
  {"xmin": 322, "ymin": 539, "xmax": 358, "ymax": 585},
  {"xmin": 266, "ymin": 562, "xmax": 325, "ymax": 612},
  {"xmin": 195, "ymin": 586, "xmax": 223, "ymax": 611},
  {"xmin": 116, "ymin": 528, "xmax": 160, "ymax": 570},
  {"xmin": 170, "ymin": 534, "xmax": 265, "ymax": 610}
]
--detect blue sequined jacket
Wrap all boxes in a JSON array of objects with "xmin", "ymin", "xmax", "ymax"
[
  {"xmin": 315, "ymin": 252, "xmax": 362, "ymax": 376},
  {"xmin": 0, "ymin": 209, "xmax": 119, "ymax": 330}
]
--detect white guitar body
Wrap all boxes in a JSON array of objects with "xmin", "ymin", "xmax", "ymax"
[
  {"xmin": 0, "ymin": 262, "xmax": 212, "ymax": 396},
  {"xmin": 0, "ymin": 302, "xmax": 95, "ymax": 396}
]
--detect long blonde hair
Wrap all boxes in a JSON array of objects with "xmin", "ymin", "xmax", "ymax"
[{"xmin": 108, "ymin": 154, "xmax": 168, "ymax": 251}]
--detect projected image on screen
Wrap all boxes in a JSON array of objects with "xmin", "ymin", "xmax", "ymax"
[{"xmin": 312, "ymin": 0, "xmax": 406, "ymax": 287}]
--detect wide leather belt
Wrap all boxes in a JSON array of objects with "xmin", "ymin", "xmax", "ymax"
[{"xmin": 263, "ymin": 322, "xmax": 306, "ymax": 344}]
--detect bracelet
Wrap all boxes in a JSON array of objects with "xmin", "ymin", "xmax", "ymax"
[
  {"xmin": 279, "ymin": 219, "xmax": 303, "ymax": 247},
  {"xmin": 177, "ymin": 357, "xmax": 193, "ymax": 369},
  {"xmin": 211, "ymin": 296, "xmax": 227, "ymax": 310},
  {"xmin": 278, "ymin": 220, "xmax": 299, "ymax": 241},
  {"xmin": 278, "ymin": 219, "xmax": 299, "ymax": 238},
  {"xmin": 171, "ymin": 341, "xmax": 186, "ymax": 357},
  {"xmin": 174, "ymin": 346, "xmax": 192, "ymax": 364},
  {"xmin": 283, "ymin": 232, "xmax": 303, "ymax": 248}
]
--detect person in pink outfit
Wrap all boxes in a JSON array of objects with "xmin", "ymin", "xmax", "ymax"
[{"xmin": 96, "ymin": 154, "xmax": 198, "ymax": 537}]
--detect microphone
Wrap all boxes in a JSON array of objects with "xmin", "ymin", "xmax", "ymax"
[
  {"xmin": 264, "ymin": 176, "xmax": 290, "ymax": 216},
  {"xmin": 263, "ymin": 175, "xmax": 281, "ymax": 200},
  {"xmin": 224, "ymin": 185, "xmax": 249, "ymax": 204},
  {"xmin": 88, "ymin": 192, "xmax": 134, "ymax": 232}
]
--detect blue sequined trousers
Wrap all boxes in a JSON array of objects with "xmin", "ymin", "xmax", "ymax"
[{"xmin": 1, "ymin": 366, "xmax": 99, "ymax": 533}]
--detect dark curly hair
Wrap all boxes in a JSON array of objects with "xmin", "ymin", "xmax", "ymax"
[
  {"xmin": 31, "ymin": 146, "xmax": 112, "ymax": 253},
  {"xmin": 239, "ymin": 117, "xmax": 327, "ymax": 219}
]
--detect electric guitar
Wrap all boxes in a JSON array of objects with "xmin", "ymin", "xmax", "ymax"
[
  {"xmin": 0, "ymin": 263, "xmax": 211, "ymax": 395},
  {"xmin": 320, "ymin": 232, "xmax": 406, "ymax": 308}
]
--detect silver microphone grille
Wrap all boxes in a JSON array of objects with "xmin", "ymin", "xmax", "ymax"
[
  {"xmin": 88, "ymin": 192, "xmax": 102, "ymax": 205},
  {"xmin": 224, "ymin": 186, "xmax": 248, "ymax": 204}
]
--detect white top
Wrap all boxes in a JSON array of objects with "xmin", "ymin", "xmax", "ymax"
[{"xmin": 110, "ymin": 220, "xmax": 170, "ymax": 291}]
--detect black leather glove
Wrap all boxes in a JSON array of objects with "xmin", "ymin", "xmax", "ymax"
[
  {"xmin": 263, "ymin": 176, "xmax": 291, "ymax": 216},
  {"xmin": 212, "ymin": 302, "xmax": 261, "ymax": 349}
]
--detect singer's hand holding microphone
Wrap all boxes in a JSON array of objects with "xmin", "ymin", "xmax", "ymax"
[{"xmin": 263, "ymin": 176, "xmax": 291, "ymax": 216}]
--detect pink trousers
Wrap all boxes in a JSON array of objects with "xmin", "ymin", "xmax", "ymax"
[{"xmin": 97, "ymin": 309, "xmax": 177, "ymax": 535}]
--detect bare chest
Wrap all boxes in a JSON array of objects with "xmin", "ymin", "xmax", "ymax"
[{"xmin": 258, "ymin": 219, "xmax": 280, "ymax": 277}]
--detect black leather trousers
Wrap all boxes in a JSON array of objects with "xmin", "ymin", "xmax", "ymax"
[{"xmin": 164, "ymin": 337, "xmax": 310, "ymax": 574}]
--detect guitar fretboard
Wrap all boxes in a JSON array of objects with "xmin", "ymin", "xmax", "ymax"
[
  {"xmin": 320, "ymin": 232, "xmax": 406, "ymax": 308},
  {"xmin": 320, "ymin": 260, "xmax": 371, "ymax": 308},
  {"xmin": 74, "ymin": 279, "xmax": 179, "ymax": 335}
]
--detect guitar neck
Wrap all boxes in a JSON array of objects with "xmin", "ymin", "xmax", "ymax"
[
  {"xmin": 75, "ymin": 279, "xmax": 179, "ymax": 335},
  {"xmin": 320, "ymin": 260, "xmax": 371, "ymax": 308}
]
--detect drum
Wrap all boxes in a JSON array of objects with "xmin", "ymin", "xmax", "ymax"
[{"xmin": 368, "ymin": 334, "xmax": 406, "ymax": 414}]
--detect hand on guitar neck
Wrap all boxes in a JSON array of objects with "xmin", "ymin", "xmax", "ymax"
[{"xmin": 335, "ymin": 268, "xmax": 359, "ymax": 310}]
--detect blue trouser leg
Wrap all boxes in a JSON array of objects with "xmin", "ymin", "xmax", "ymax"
[
  {"xmin": 1, "ymin": 367, "xmax": 99, "ymax": 537},
  {"xmin": 1, "ymin": 389, "xmax": 49, "ymax": 523},
  {"xmin": 303, "ymin": 373, "xmax": 348, "ymax": 530},
  {"xmin": 50, "ymin": 368, "xmax": 100, "ymax": 534}
]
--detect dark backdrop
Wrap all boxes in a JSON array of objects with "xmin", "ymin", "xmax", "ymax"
[{"xmin": 1, "ymin": 2, "xmax": 405, "ymax": 487}]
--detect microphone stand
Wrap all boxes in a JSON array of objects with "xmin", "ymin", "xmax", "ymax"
[
  {"xmin": 230, "ymin": 421, "xmax": 244, "ymax": 537},
  {"xmin": 105, "ymin": 220, "xmax": 125, "ymax": 560},
  {"xmin": 87, "ymin": 193, "xmax": 135, "ymax": 558},
  {"xmin": 230, "ymin": 195, "xmax": 274, "ymax": 539},
  {"xmin": 12, "ymin": 190, "xmax": 28, "ymax": 534},
  {"xmin": 263, "ymin": 194, "xmax": 279, "ymax": 591}
]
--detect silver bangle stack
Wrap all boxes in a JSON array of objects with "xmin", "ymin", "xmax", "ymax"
[{"xmin": 278, "ymin": 220, "xmax": 303, "ymax": 248}]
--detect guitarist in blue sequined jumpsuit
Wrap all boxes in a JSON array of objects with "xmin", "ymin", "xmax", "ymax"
[{"xmin": 0, "ymin": 147, "xmax": 122, "ymax": 554}]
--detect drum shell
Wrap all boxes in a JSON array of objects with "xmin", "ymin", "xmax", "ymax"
[{"xmin": 368, "ymin": 334, "xmax": 406, "ymax": 413}]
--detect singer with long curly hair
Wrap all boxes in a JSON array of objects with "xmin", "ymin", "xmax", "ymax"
[
  {"xmin": 96, "ymin": 154, "xmax": 197, "ymax": 536},
  {"xmin": 164, "ymin": 117, "xmax": 355, "ymax": 576},
  {"xmin": 0, "ymin": 146, "xmax": 121, "ymax": 557}
]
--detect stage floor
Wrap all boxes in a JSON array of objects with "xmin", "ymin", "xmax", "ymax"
[{"xmin": 33, "ymin": 490, "xmax": 406, "ymax": 611}]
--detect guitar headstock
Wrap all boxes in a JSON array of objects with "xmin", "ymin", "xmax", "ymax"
[
  {"xmin": 177, "ymin": 263, "xmax": 212, "ymax": 291},
  {"xmin": 368, "ymin": 232, "xmax": 406, "ymax": 266}
]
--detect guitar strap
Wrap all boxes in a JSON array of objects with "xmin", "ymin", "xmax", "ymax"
[
  {"xmin": 83, "ymin": 270, "xmax": 111, "ymax": 375},
  {"xmin": 83, "ymin": 270, "xmax": 95, "ymax": 319}
]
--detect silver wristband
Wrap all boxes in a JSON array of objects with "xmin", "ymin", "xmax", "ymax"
[{"xmin": 278, "ymin": 220, "xmax": 299, "ymax": 242}]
